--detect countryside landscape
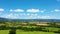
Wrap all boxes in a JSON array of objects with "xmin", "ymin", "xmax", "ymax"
[
  {"xmin": 0, "ymin": 18, "xmax": 60, "ymax": 34},
  {"xmin": 0, "ymin": 0, "xmax": 60, "ymax": 34}
]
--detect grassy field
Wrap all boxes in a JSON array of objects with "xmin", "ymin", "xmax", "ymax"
[
  {"xmin": 0, "ymin": 30, "xmax": 9, "ymax": 34},
  {"xmin": 0, "ymin": 30, "xmax": 57, "ymax": 34},
  {"xmin": 16, "ymin": 30, "xmax": 56, "ymax": 34}
]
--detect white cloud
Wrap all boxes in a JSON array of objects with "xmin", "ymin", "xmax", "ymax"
[
  {"xmin": 37, "ymin": 16, "xmax": 57, "ymax": 19},
  {"xmin": 31, "ymin": 14, "xmax": 38, "ymax": 16},
  {"xmin": 54, "ymin": 9, "xmax": 60, "ymax": 12},
  {"xmin": 1, "ymin": 14, "xmax": 19, "ymax": 19},
  {"xmin": 0, "ymin": 13, "xmax": 56, "ymax": 19},
  {"xmin": 40, "ymin": 11, "xmax": 44, "ymax": 13},
  {"xmin": 25, "ymin": 15, "xmax": 52, "ymax": 19},
  {"xmin": 19, "ymin": 13, "xmax": 38, "ymax": 16},
  {"xmin": 0, "ymin": 8, "xmax": 4, "ymax": 12},
  {"xmin": 40, "ymin": 10, "xmax": 45, "ymax": 13},
  {"xmin": 40, "ymin": 9, "xmax": 46, "ymax": 13},
  {"xmin": 20, "ymin": 13, "xmax": 30, "ymax": 16},
  {"xmin": 10, "ymin": 9, "xmax": 24, "ymax": 12},
  {"xmin": 0, "ymin": 8, "xmax": 4, "ymax": 14},
  {"xmin": 27, "ymin": 9, "xmax": 40, "ymax": 12},
  {"xmin": 27, "ymin": 9, "xmax": 45, "ymax": 13},
  {"xmin": 9, "ymin": 9, "xmax": 45, "ymax": 13},
  {"xmin": 51, "ymin": 9, "xmax": 60, "ymax": 12},
  {"xmin": 37, "ymin": 16, "xmax": 51, "ymax": 19}
]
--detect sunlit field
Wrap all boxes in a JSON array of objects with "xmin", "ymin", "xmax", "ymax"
[
  {"xmin": 0, "ymin": 30, "xmax": 56, "ymax": 34},
  {"xmin": 0, "ymin": 30, "xmax": 9, "ymax": 34},
  {"xmin": 16, "ymin": 31, "xmax": 55, "ymax": 34}
]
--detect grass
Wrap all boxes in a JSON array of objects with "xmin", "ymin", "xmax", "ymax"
[
  {"xmin": 0, "ymin": 30, "xmax": 9, "ymax": 34},
  {"xmin": 16, "ymin": 30, "xmax": 56, "ymax": 34},
  {"xmin": 0, "ymin": 30, "xmax": 58, "ymax": 34}
]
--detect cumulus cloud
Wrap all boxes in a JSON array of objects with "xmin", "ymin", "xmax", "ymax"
[
  {"xmin": 0, "ymin": 8, "xmax": 4, "ymax": 12},
  {"xmin": 10, "ymin": 9, "xmax": 24, "ymax": 12},
  {"xmin": 27, "ymin": 9, "xmax": 45, "ymax": 13},
  {"xmin": 9, "ymin": 9, "xmax": 45, "ymax": 13},
  {"xmin": 27, "ymin": 9, "xmax": 40, "ymax": 12}
]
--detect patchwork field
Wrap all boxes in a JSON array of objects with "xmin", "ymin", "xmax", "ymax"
[{"xmin": 0, "ymin": 22, "xmax": 60, "ymax": 34}]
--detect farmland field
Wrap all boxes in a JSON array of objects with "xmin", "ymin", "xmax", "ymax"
[
  {"xmin": 16, "ymin": 30, "xmax": 56, "ymax": 34},
  {"xmin": 0, "ymin": 30, "xmax": 57, "ymax": 34},
  {"xmin": 0, "ymin": 30, "xmax": 9, "ymax": 34},
  {"xmin": 0, "ymin": 22, "xmax": 60, "ymax": 34}
]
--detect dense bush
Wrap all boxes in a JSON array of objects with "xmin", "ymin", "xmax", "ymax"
[
  {"xmin": 9, "ymin": 29, "xmax": 16, "ymax": 34},
  {"xmin": 0, "ymin": 25, "xmax": 7, "ymax": 30}
]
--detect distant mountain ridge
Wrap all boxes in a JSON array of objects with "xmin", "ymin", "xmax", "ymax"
[{"xmin": 0, "ymin": 17, "xmax": 60, "ymax": 22}]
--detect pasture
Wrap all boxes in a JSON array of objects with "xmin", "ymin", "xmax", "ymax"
[
  {"xmin": 0, "ymin": 30, "xmax": 9, "ymax": 34},
  {"xmin": 0, "ymin": 30, "xmax": 57, "ymax": 34}
]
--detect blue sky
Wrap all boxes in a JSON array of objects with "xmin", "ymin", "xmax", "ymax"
[{"xmin": 0, "ymin": 0, "xmax": 60, "ymax": 19}]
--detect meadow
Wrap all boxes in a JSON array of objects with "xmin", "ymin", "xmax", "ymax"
[
  {"xmin": 0, "ymin": 30, "xmax": 56, "ymax": 34},
  {"xmin": 0, "ymin": 30, "xmax": 9, "ymax": 34}
]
